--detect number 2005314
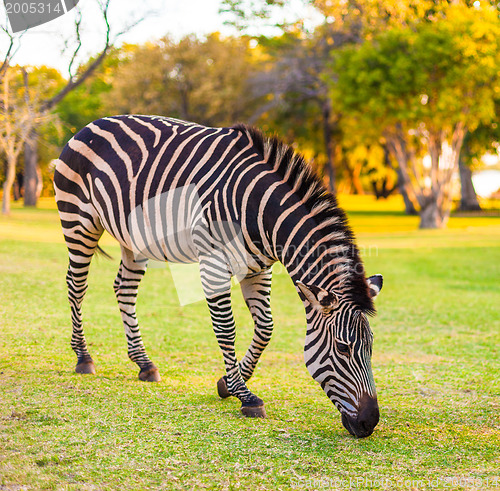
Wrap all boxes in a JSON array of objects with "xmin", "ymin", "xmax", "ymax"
[{"xmin": 5, "ymin": 2, "xmax": 62, "ymax": 14}]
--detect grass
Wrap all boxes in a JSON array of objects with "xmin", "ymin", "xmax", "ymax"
[{"xmin": 1, "ymin": 196, "xmax": 499, "ymax": 490}]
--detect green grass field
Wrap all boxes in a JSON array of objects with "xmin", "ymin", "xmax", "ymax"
[{"xmin": 1, "ymin": 196, "xmax": 499, "ymax": 490}]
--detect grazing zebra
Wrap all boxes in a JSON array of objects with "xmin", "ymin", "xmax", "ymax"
[{"xmin": 54, "ymin": 115, "xmax": 383, "ymax": 438}]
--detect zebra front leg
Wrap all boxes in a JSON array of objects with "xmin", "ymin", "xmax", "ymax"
[
  {"xmin": 206, "ymin": 292, "xmax": 266, "ymax": 418},
  {"xmin": 115, "ymin": 247, "xmax": 160, "ymax": 382},
  {"xmin": 200, "ymin": 259, "xmax": 266, "ymax": 417},
  {"xmin": 239, "ymin": 269, "xmax": 274, "ymax": 381},
  {"xmin": 217, "ymin": 269, "xmax": 274, "ymax": 398}
]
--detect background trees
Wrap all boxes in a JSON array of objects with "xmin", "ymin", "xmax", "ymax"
[
  {"xmin": 331, "ymin": 4, "xmax": 500, "ymax": 228},
  {"xmin": 1, "ymin": 0, "xmax": 499, "ymax": 227},
  {"xmin": 108, "ymin": 34, "xmax": 259, "ymax": 127},
  {"xmin": 0, "ymin": 65, "xmax": 64, "ymax": 214},
  {"xmin": 1, "ymin": 67, "xmax": 39, "ymax": 215},
  {"xmin": 0, "ymin": 0, "xmax": 148, "ymax": 212}
]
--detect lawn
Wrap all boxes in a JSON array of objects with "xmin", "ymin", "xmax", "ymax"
[{"xmin": 1, "ymin": 196, "xmax": 499, "ymax": 490}]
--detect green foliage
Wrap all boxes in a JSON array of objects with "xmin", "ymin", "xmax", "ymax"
[
  {"xmin": 106, "ymin": 34, "xmax": 260, "ymax": 127},
  {"xmin": 331, "ymin": 4, "xmax": 500, "ymax": 133},
  {"xmin": 1, "ymin": 198, "xmax": 499, "ymax": 489},
  {"xmin": 464, "ymin": 97, "xmax": 500, "ymax": 168},
  {"xmin": 1, "ymin": 65, "xmax": 64, "ymax": 106},
  {"xmin": 220, "ymin": 0, "xmax": 288, "ymax": 33},
  {"xmin": 24, "ymin": 65, "xmax": 65, "ymax": 100},
  {"xmin": 329, "ymin": 3, "xmax": 500, "ymax": 226},
  {"xmin": 55, "ymin": 49, "xmax": 121, "ymax": 144}
]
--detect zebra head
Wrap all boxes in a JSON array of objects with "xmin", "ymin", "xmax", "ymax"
[{"xmin": 296, "ymin": 274, "xmax": 383, "ymax": 438}]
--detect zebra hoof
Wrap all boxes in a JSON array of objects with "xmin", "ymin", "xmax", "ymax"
[
  {"xmin": 217, "ymin": 376, "xmax": 231, "ymax": 399},
  {"xmin": 139, "ymin": 365, "xmax": 161, "ymax": 382},
  {"xmin": 241, "ymin": 404, "xmax": 266, "ymax": 418},
  {"xmin": 75, "ymin": 360, "xmax": 96, "ymax": 374}
]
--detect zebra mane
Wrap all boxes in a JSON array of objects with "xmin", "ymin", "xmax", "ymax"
[{"xmin": 232, "ymin": 123, "xmax": 375, "ymax": 316}]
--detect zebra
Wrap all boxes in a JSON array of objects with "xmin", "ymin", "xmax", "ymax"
[{"xmin": 54, "ymin": 115, "xmax": 383, "ymax": 438}]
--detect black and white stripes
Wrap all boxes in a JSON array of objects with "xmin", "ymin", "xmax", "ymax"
[{"xmin": 54, "ymin": 115, "xmax": 383, "ymax": 436}]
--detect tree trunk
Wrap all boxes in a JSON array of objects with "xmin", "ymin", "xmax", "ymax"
[
  {"xmin": 382, "ymin": 144, "xmax": 418, "ymax": 214},
  {"xmin": 321, "ymin": 100, "xmax": 336, "ymax": 193},
  {"xmin": 351, "ymin": 161, "xmax": 365, "ymax": 195},
  {"xmin": 458, "ymin": 156, "xmax": 481, "ymax": 211},
  {"xmin": 371, "ymin": 177, "xmax": 397, "ymax": 199},
  {"xmin": 341, "ymin": 156, "xmax": 364, "ymax": 195},
  {"xmin": 2, "ymin": 155, "xmax": 16, "ymax": 215},
  {"xmin": 399, "ymin": 177, "xmax": 418, "ymax": 215},
  {"xmin": 23, "ymin": 130, "xmax": 40, "ymax": 207},
  {"xmin": 419, "ymin": 198, "xmax": 444, "ymax": 229},
  {"xmin": 13, "ymin": 179, "xmax": 21, "ymax": 201}
]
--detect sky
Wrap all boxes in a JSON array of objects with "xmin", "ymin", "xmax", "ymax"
[
  {"xmin": 1, "ymin": 0, "xmax": 318, "ymax": 73},
  {"xmin": 1, "ymin": 0, "xmax": 233, "ymax": 73}
]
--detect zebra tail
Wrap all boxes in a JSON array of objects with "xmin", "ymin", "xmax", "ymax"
[{"xmin": 96, "ymin": 245, "xmax": 113, "ymax": 260}]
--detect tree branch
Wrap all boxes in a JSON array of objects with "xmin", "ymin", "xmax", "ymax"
[
  {"xmin": 0, "ymin": 23, "xmax": 26, "ymax": 82},
  {"xmin": 0, "ymin": 26, "xmax": 14, "ymax": 82},
  {"xmin": 43, "ymin": 0, "xmax": 150, "ymax": 112},
  {"xmin": 67, "ymin": 7, "xmax": 83, "ymax": 81},
  {"xmin": 43, "ymin": 0, "xmax": 112, "ymax": 110},
  {"xmin": 384, "ymin": 130, "xmax": 423, "ymax": 209}
]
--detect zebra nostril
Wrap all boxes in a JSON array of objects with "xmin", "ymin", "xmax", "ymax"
[{"xmin": 359, "ymin": 412, "xmax": 378, "ymax": 434}]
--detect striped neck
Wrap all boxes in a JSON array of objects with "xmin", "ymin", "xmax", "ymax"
[
  {"xmin": 232, "ymin": 124, "xmax": 375, "ymax": 315},
  {"xmin": 270, "ymin": 195, "xmax": 359, "ymax": 293}
]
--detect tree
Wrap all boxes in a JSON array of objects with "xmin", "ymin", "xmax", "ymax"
[
  {"xmin": 0, "ymin": 0, "xmax": 149, "ymax": 209},
  {"xmin": 457, "ymin": 97, "xmax": 500, "ymax": 211},
  {"xmin": 18, "ymin": 66, "xmax": 65, "ymax": 205},
  {"xmin": 458, "ymin": 141, "xmax": 482, "ymax": 212},
  {"xmin": 331, "ymin": 4, "xmax": 500, "ymax": 228},
  {"xmin": 107, "ymin": 34, "xmax": 260, "ymax": 127},
  {"xmin": 251, "ymin": 29, "xmax": 356, "ymax": 192},
  {"xmin": 54, "ymin": 48, "xmax": 119, "ymax": 143},
  {"xmin": 24, "ymin": 0, "xmax": 120, "ymax": 207},
  {"xmin": 0, "ymin": 66, "xmax": 49, "ymax": 214},
  {"xmin": 220, "ymin": 0, "xmax": 434, "ymax": 195},
  {"xmin": 222, "ymin": 0, "xmax": 500, "ymax": 207}
]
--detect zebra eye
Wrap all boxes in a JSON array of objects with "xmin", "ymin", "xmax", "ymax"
[{"xmin": 336, "ymin": 341, "xmax": 350, "ymax": 355}]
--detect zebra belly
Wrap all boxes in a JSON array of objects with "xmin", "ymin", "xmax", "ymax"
[{"xmin": 119, "ymin": 185, "xmax": 202, "ymax": 264}]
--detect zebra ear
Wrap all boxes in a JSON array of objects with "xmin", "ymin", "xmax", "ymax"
[
  {"xmin": 367, "ymin": 274, "xmax": 383, "ymax": 298},
  {"xmin": 296, "ymin": 281, "xmax": 338, "ymax": 313}
]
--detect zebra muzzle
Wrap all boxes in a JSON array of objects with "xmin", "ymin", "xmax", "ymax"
[{"xmin": 341, "ymin": 395, "xmax": 379, "ymax": 438}]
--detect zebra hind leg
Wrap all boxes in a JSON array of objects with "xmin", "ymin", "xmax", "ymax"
[
  {"xmin": 114, "ymin": 247, "xmax": 160, "ymax": 382},
  {"xmin": 217, "ymin": 269, "xmax": 274, "ymax": 399},
  {"xmin": 64, "ymin": 230, "xmax": 103, "ymax": 375}
]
